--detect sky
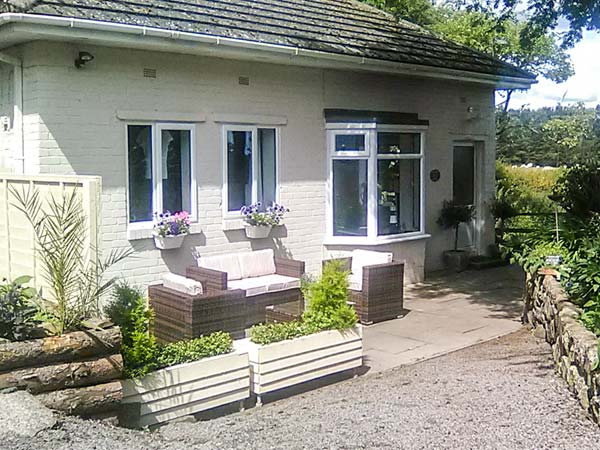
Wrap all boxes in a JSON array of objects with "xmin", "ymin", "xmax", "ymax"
[{"xmin": 509, "ymin": 30, "xmax": 600, "ymax": 110}]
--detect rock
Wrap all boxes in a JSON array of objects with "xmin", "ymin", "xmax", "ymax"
[
  {"xmin": 0, "ymin": 391, "xmax": 56, "ymax": 438},
  {"xmin": 532, "ymin": 326, "xmax": 546, "ymax": 339}
]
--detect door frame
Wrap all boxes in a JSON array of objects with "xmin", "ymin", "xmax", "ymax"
[{"xmin": 452, "ymin": 140, "xmax": 485, "ymax": 254}]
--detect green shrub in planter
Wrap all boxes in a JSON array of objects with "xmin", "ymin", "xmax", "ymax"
[
  {"xmin": 106, "ymin": 282, "xmax": 234, "ymax": 378},
  {"xmin": 156, "ymin": 332, "xmax": 233, "ymax": 368},
  {"xmin": 250, "ymin": 260, "xmax": 358, "ymax": 345},
  {"xmin": 437, "ymin": 200, "xmax": 475, "ymax": 252},
  {"xmin": 105, "ymin": 283, "xmax": 157, "ymax": 378}
]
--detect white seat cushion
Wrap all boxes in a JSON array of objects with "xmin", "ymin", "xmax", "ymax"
[
  {"xmin": 228, "ymin": 274, "xmax": 300, "ymax": 297},
  {"xmin": 261, "ymin": 274, "xmax": 301, "ymax": 293},
  {"xmin": 163, "ymin": 273, "xmax": 203, "ymax": 296},
  {"xmin": 198, "ymin": 253, "xmax": 243, "ymax": 281},
  {"xmin": 238, "ymin": 249, "xmax": 276, "ymax": 279},
  {"xmin": 351, "ymin": 249, "xmax": 393, "ymax": 280},
  {"xmin": 228, "ymin": 277, "xmax": 269, "ymax": 297},
  {"xmin": 347, "ymin": 274, "xmax": 363, "ymax": 292}
]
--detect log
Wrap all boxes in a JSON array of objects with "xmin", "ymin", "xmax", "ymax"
[
  {"xmin": 37, "ymin": 381, "xmax": 122, "ymax": 416},
  {"xmin": 0, "ymin": 328, "xmax": 121, "ymax": 371},
  {"xmin": 0, "ymin": 354, "xmax": 123, "ymax": 394}
]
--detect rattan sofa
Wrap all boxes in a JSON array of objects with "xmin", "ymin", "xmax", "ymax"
[
  {"xmin": 186, "ymin": 249, "xmax": 305, "ymax": 327},
  {"xmin": 325, "ymin": 250, "xmax": 404, "ymax": 324}
]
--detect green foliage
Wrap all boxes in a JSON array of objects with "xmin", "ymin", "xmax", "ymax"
[
  {"xmin": 505, "ymin": 240, "xmax": 569, "ymax": 274},
  {"xmin": 551, "ymin": 161, "xmax": 600, "ymax": 219},
  {"xmin": 108, "ymin": 283, "xmax": 233, "ymax": 379},
  {"xmin": 249, "ymin": 260, "xmax": 358, "ymax": 345},
  {"xmin": 155, "ymin": 332, "xmax": 232, "ymax": 368},
  {"xmin": 437, "ymin": 200, "xmax": 476, "ymax": 251},
  {"xmin": 10, "ymin": 186, "xmax": 131, "ymax": 335},
  {"xmin": 106, "ymin": 283, "xmax": 157, "ymax": 379},
  {"xmin": 249, "ymin": 321, "xmax": 319, "ymax": 346},
  {"xmin": 497, "ymin": 105, "xmax": 600, "ymax": 166},
  {"xmin": 0, "ymin": 276, "xmax": 40, "ymax": 341},
  {"xmin": 301, "ymin": 260, "xmax": 358, "ymax": 331},
  {"xmin": 361, "ymin": 0, "xmax": 439, "ymax": 26}
]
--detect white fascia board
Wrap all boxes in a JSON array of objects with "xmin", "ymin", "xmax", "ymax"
[{"xmin": 0, "ymin": 13, "xmax": 536, "ymax": 89}]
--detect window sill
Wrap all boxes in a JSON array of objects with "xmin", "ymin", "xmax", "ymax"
[
  {"xmin": 127, "ymin": 223, "xmax": 203, "ymax": 241},
  {"xmin": 222, "ymin": 217, "xmax": 245, "ymax": 231},
  {"xmin": 323, "ymin": 233, "xmax": 431, "ymax": 246}
]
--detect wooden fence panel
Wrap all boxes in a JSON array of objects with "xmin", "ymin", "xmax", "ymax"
[{"xmin": 0, "ymin": 174, "xmax": 102, "ymax": 299}]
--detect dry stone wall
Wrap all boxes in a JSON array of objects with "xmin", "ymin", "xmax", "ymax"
[{"xmin": 525, "ymin": 273, "xmax": 600, "ymax": 423}]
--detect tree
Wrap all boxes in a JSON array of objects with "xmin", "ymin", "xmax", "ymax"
[
  {"xmin": 362, "ymin": 0, "xmax": 439, "ymax": 26},
  {"xmin": 360, "ymin": 1, "xmax": 574, "ymax": 112}
]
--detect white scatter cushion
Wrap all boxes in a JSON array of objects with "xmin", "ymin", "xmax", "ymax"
[
  {"xmin": 351, "ymin": 249, "xmax": 393, "ymax": 279},
  {"xmin": 238, "ymin": 249, "xmax": 276, "ymax": 279},
  {"xmin": 228, "ymin": 277, "xmax": 269, "ymax": 297},
  {"xmin": 163, "ymin": 273, "xmax": 203, "ymax": 296},
  {"xmin": 198, "ymin": 253, "xmax": 243, "ymax": 281},
  {"xmin": 347, "ymin": 274, "xmax": 363, "ymax": 292}
]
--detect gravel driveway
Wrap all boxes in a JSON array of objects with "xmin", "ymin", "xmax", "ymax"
[{"xmin": 5, "ymin": 327, "xmax": 600, "ymax": 450}]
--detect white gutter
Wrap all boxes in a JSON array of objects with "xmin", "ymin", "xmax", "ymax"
[
  {"xmin": 0, "ymin": 50, "xmax": 24, "ymax": 174},
  {"xmin": 0, "ymin": 13, "xmax": 535, "ymax": 89}
]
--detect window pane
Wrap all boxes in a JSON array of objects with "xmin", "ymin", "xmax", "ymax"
[
  {"xmin": 378, "ymin": 159, "xmax": 420, "ymax": 235},
  {"xmin": 335, "ymin": 134, "xmax": 365, "ymax": 153},
  {"xmin": 162, "ymin": 129, "xmax": 192, "ymax": 214},
  {"xmin": 333, "ymin": 160, "xmax": 368, "ymax": 236},
  {"xmin": 227, "ymin": 130, "xmax": 252, "ymax": 211},
  {"xmin": 257, "ymin": 128, "xmax": 276, "ymax": 206},
  {"xmin": 377, "ymin": 132, "xmax": 420, "ymax": 155},
  {"xmin": 453, "ymin": 146, "xmax": 475, "ymax": 205},
  {"xmin": 127, "ymin": 125, "xmax": 153, "ymax": 223}
]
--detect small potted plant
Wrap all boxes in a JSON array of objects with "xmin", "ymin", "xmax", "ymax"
[
  {"xmin": 437, "ymin": 200, "xmax": 475, "ymax": 271},
  {"xmin": 153, "ymin": 211, "xmax": 190, "ymax": 250},
  {"xmin": 241, "ymin": 202, "xmax": 288, "ymax": 239}
]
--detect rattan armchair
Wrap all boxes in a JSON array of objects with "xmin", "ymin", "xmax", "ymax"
[{"xmin": 324, "ymin": 256, "xmax": 404, "ymax": 325}]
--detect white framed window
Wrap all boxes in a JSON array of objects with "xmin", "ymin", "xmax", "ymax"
[
  {"xmin": 126, "ymin": 122, "xmax": 196, "ymax": 225},
  {"xmin": 222, "ymin": 125, "xmax": 278, "ymax": 215},
  {"xmin": 327, "ymin": 124, "xmax": 426, "ymax": 243}
]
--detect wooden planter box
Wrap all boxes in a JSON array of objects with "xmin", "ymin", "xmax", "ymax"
[
  {"xmin": 246, "ymin": 326, "xmax": 362, "ymax": 403},
  {"xmin": 119, "ymin": 348, "xmax": 250, "ymax": 428}
]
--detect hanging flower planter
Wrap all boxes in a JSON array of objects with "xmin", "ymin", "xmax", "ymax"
[
  {"xmin": 153, "ymin": 233, "xmax": 186, "ymax": 250},
  {"xmin": 244, "ymin": 224, "xmax": 272, "ymax": 239},
  {"xmin": 153, "ymin": 211, "xmax": 190, "ymax": 250},
  {"xmin": 240, "ymin": 202, "xmax": 288, "ymax": 240}
]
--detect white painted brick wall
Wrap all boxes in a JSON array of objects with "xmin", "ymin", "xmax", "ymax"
[{"xmin": 13, "ymin": 41, "xmax": 497, "ymax": 288}]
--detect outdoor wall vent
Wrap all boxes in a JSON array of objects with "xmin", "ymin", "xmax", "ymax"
[
  {"xmin": 143, "ymin": 68, "xmax": 157, "ymax": 79},
  {"xmin": 238, "ymin": 76, "xmax": 250, "ymax": 86}
]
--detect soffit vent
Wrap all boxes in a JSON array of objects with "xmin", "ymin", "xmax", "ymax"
[{"xmin": 143, "ymin": 68, "xmax": 157, "ymax": 79}]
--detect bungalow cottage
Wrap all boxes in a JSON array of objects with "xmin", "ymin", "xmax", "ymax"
[{"xmin": 0, "ymin": 0, "xmax": 535, "ymax": 288}]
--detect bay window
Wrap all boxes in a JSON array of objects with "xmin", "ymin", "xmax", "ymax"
[
  {"xmin": 328, "ymin": 125, "xmax": 424, "ymax": 241},
  {"xmin": 224, "ymin": 126, "xmax": 278, "ymax": 214},
  {"xmin": 127, "ymin": 123, "xmax": 195, "ymax": 224}
]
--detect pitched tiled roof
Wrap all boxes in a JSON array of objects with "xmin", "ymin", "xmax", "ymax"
[{"xmin": 8, "ymin": 0, "xmax": 535, "ymax": 81}]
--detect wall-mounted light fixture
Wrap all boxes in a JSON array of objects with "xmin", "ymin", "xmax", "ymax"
[{"xmin": 74, "ymin": 51, "xmax": 94, "ymax": 69}]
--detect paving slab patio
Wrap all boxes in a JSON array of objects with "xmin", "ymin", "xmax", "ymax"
[{"xmin": 363, "ymin": 264, "xmax": 525, "ymax": 373}]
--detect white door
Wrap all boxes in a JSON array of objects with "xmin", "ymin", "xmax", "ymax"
[{"xmin": 452, "ymin": 144, "xmax": 476, "ymax": 250}]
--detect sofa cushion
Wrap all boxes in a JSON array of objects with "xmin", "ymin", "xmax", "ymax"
[
  {"xmin": 347, "ymin": 274, "xmax": 363, "ymax": 292},
  {"xmin": 163, "ymin": 273, "xmax": 203, "ymax": 296},
  {"xmin": 351, "ymin": 249, "xmax": 393, "ymax": 280},
  {"xmin": 228, "ymin": 277, "xmax": 269, "ymax": 297},
  {"xmin": 198, "ymin": 253, "xmax": 242, "ymax": 281},
  {"xmin": 228, "ymin": 274, "xmax": 300, "ymax": 297},
  {"xmin": 238, "ymin": 249, "xmax": 276, "ymax": 279}
]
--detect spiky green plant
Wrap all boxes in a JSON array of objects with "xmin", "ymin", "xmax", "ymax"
[{"xmin": 10, "ymin": 186, "xmax": 131, "ymax": 335}]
